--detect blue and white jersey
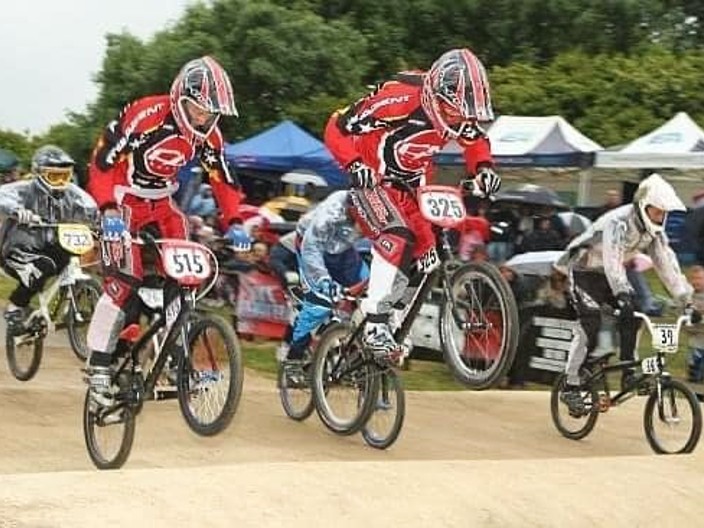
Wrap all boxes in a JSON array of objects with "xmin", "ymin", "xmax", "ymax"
[{"xmin": 296, "ymin": 190, "xmax": 363, "ymax": 287}]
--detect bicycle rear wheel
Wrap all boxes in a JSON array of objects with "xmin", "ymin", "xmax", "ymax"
[
  {"xmin": 361, "ymin": 369, "xmax": 405, "ymax": 449},
  {"xmin": 82, "ymin": 389, "xmax": 136, "ymax": 470},
  {"xmin": 440, "ymin": 261, "xmax": 519, "ymax": 389},
  {"xmin": 643, "ymin": 378, "xmax": 702, "ymax": 454},
  {"xmin": 67, "ymin": 278, "xmax": 102, "ymax": 361},
  {"xmin": 6, "ymin": 328, "xmax": 44, "ymax": 382},
  {"xmin": 312, "ymin": 322, "xmax": 379, "ymax": 435},
  {"xmin": 550, "ymin": 372, "xmax": 600, "ymax": 440},
  {"xmin": 177, "ymin": 314, "xmax": 243, "ymax": 436}
]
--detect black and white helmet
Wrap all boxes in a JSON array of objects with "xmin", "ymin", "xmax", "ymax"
[{"xmin": 31, "ymin": 145, "xmax": 75, "ymax": 193}]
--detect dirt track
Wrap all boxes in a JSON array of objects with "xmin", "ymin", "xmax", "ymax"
[{"xmin": 1, "ymin": 341, "xmax": 702, "ymax": 527}]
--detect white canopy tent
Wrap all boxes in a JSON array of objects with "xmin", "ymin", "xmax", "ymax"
[
  {"xmin": 436, "ymin": 115, "xmax": 602, "ymax": 167},
  {"xmin": 595, "ymin": 112, "xmax": 704, "ymax": 169}
]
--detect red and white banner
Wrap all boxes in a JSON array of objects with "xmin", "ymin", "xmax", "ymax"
[{"xmin": 236, "ymin": 270, "xmax": 292, "ymax": 339}]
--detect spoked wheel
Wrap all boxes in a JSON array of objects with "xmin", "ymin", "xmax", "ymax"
[
  {"xmin": 177, "ymin": 314, "xmax": 243, "ymax": 436},
  {"xmin": 82, "ymin": 390, "xmax": 136, "ymax": 470},
  {"xmin": 67, "ymin": 278, "xmax": 102, "ymax": 361},
  {"xmin": 361, "ymin": 369, "xmax": 405, "ymax": 449},
  {"xmin": 440, "ymin": 261, "xmax": 519, "ymax": 389},
  {"xmin": 550, "ymin": 372, "xmax": 600, "ymax": 440},
  {"xmin": 643, "ymin": 378, "xmax": 702, "ymax": 454},
  {"xmin": 312, "ymin": 322, "xmax": 379, "ymax": 436},
  {"xmin": 278, "ymin": 354, "xmax": 315, "ymax": 421},
  {"xmin": 6, "ymin": 324, "xmax": 44, "ymax": 382}
]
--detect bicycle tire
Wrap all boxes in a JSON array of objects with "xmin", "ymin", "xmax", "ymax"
[
  {"xmin": 440, "ymin": 261, "xmax": 519, "ymax": 389},
  {"xmin": 6, "ymin": 328, "xmax": 44, "ymax": 382},
  {"xmin": 278, "ymin": 362, "xmax": 315, "ymax": 422},
  {"xmin": 82, "ymin": 389, "xmax": 136, "ymax": 470},
  {"xmin": 177, "ymin": 313, "xmax": 243, "ymax": 436},
  {"xmin": 643, "ymin": 378, "xmax": 702, "ymax": 455},
  {"xmin": 67, "ymin": 278, "xmax": 102, "ymax": 361},
  {"xmin": 550, "ymin": 372, "xmax": 600, "ymax": 440},
  {"xmin": 361, "ymin": 369, "xmax": 405, "ymax": 449},
  {"xmin": 312, "ymin": 322, "xmax": 379, "ymax": 436}
]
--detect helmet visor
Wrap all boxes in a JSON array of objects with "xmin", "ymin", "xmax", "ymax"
[{"xmin": 41, "ymin": 167, "xmax": 73, "ymax": 188}]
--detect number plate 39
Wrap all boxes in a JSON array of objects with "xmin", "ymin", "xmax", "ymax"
[{"xmin": 652, "ymin": 324, "xmax": 679, "ymax": 353}]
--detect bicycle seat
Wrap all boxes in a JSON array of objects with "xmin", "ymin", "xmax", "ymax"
[{"xmin": 585, "ymin": 351, "xmax": 615, "ymax": 366}]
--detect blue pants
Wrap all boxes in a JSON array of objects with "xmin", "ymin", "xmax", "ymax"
[{"xmin": 287, "ymin": 248, "xmax": 368, "ymax": 359}]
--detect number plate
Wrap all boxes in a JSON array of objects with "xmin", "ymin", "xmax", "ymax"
[
  {"xmin": 651, "ymin": 324, "xmax": 679, "ymax": 353},
  {"xmin": 162, "ymin": 241, "xmax": 212, "ymax": 285},
  {"xmin": 418, "ymin": 186, "xmax": 466, "ymax": 228},
  {"xmin": 165, "ymin": 295, "xmax": 181, "ymax": 328},
  {"xmin": 57, "ymin": 224, "xmax": 94, "ymax": 255},
  {"xmin": 417, "ymin": 247, "xmax": 440, "ymax": 274}
]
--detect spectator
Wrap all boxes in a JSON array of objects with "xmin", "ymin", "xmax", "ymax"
[
  {"xmin": 187, "ymin": 183, "xmax": 217, "ymax": 217},
  {"xmin": 519, "ymin": 215, "xmax": 565, "ymax": 253},
  {"xmin": 685, "ymin": 265, "xmax": 704, "ymax": 383}
]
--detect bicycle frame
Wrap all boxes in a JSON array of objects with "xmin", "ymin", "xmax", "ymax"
[
  {"xmin": 583, "ymin": 311, "xmax": 690, "ymax": 408},
  {"xmin": 23, "ymin": 256, "xmax": 93, "ymax": 333}
]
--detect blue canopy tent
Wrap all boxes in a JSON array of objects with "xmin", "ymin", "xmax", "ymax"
[{"xmin": 225, "ymin": 120, "xmax": 347, "ymax": 187}]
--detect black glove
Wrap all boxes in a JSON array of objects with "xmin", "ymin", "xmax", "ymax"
[
  {"xmin": 347, "ymin": 160, "xmax": 377, "ymax": 189},
  {"xmin": 475, "ymin": 167, "xmax": 501, "ymax": 197},
  {"xmin": 685, "ymin": 303, "xmax": 702, "ymax": 324},
  {"xmin": 615, "ymin": 292, "xmax": 635, "ymax": 321}
]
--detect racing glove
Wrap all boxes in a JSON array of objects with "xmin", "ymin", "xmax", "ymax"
[
  {"xmin": 347, "ymin": 160, "xmax": 378, "ymax": 189},
  {"xmin": 226, "ymin": 225, "xmax": 252, "ymax": 252},
  {"xmin": 684, "ymin": 303, "xmax": 702, "ymax": 324},
  {"xmin": 475, "ymin": 167, "xmax": 501, "ymax": 198},
  {"xmin": 615, "ymin": 292, "xmax": 636, "ymax": 322},
  {"xmin": 15, "ymin": 207, "xmax": 40, "ymax": 225}
]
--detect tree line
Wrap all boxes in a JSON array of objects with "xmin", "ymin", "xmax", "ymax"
[{"xmin": 3, "ymin": 0, "xmax": 704, "ymax": 173}]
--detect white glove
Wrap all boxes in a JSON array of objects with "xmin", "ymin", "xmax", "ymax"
[
  {"xmin": 15, "ymin": 207, "xmax": 40, "ymax": 225},
  {"xmin": 475, "ymin": 167, "xmax": 501, "ymax": 197},
  {"xmin": 347, "ymin": 160, "xmax": 378, "ymax": 189}
]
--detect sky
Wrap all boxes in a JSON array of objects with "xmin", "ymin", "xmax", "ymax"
[{"xmin": 0, "ymin": 0, "xmax": 196, "ymax": 135}]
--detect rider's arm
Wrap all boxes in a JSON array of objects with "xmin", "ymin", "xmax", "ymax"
[
  {"xmin": 647, "ymin": 235, "xmax": 693, "ymax": 302},
  {"xmin": 199, "ymin": 128, "xmax": 243, "ymax": 227},
  {"xmin": 457, "ymin": 124, "xmax": 494, "ymax": 176},
  {"xmin": 0, "ymin": 181, "xmax": 31, "ymax": 216},
  {"xmin": 86, "ymin": 98, "xmax": 159, "ymax": 211},
  {"xmin": 324, "ymin": 82, "xmax": 414, "ymax": 169},
  {"xmin": 601, "ymin": 217, "xmax": 634, "ymax": 296},
  {"xmin": 299, "ymin": 217, "xmax": 334, "ymax": 288}
]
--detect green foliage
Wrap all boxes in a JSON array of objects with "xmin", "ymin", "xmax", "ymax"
[{"xmin": 4, "ymin": 0, "xmax": 704, "ymax": 173}]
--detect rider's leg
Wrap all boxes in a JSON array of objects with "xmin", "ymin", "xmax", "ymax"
[{"xmin": 349, "ymin": 188, "xmax": 418, "ymax": 356}]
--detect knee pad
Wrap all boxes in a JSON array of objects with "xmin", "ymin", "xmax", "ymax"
[{"xmin": 373, "ymin": 227, "xmax": 415, "ymax": 275}]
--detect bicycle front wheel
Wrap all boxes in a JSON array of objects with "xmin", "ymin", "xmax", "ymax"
[
  {"xmin": 6, "ymin": 329, "xmax": 44, "ymax": 382},
  {"xmin": 312, "ymin": 322, "xmax": 379, "ymax": 436},
  {"xmin": 82, "ymin": 389, "xmax": 136, "ymax": 470},
  {"xmin": 67, "ymin": 278, "xmax": 102, "ymax": 361},
  {"xmin": 643, "ymin": 378, "xmax": 702, "ymax": 455},
  {"xmin": 361, "ymin": 369, "xmax": 405, "ymax": 450},
  {"xmin": 278, "ymin": 359, "xmax": 315, "ymax": 421},
  {"xmin": 550, "ymin": 372, "xmax": 600, "ymax": 440},
  {"xmin": 177, "ymin": 314, "xmax": 243, "ymax": 436},
  {"xmin": 440, "ymin": 261, "xmax": 519, "ymax": 389}
]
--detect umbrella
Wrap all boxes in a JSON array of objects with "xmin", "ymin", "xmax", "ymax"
[
  {"xmin": 494, "ymin": 184, "xmax": 569, "ymax": 211},
  {"xmin": 281, "ymin": 169, "xmax": 328, "ymax": 187},
  {"xmin": 0, "ymin": 148, "xmax": 19, "ymax": 171},
  {"xmin": 503, "ymin": 250, "xmax": 564, "ymax": 276},
  {"xmin": 558, "ymin": 211, "xmax": 592, "ymax": 236}
]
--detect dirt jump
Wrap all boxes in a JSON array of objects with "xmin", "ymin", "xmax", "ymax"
[{"xmin": 0, "ymin": 335, "xmax": 702, "ymax": 527}]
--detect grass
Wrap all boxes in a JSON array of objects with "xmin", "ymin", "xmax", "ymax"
[{"xmin": 240, "ymin": 339, "xmax": 470, "ymax": 391}]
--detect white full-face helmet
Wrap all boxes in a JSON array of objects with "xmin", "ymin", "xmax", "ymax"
[{"xmin": 633, "ymin": 173, "xmax": 686, "ymax": 236}]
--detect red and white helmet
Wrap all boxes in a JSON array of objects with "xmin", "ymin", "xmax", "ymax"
[
  {"xmin": 421, "ymin": 48, "xmax": 494, "ymax": 139},
  {"xmin": 170, "ymin": 56, "xmax": 238, "ymax": 144}
]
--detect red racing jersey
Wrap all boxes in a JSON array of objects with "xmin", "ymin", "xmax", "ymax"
[
  {"xmin": 324, "ymin": 76, "xmax": 494, "ymax": 186},
  {"xmin": 87, "ymin": 95, "xmax": 242, "ymax": 224}
]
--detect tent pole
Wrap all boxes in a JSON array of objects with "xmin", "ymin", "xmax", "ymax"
[{"xmin": 577, "ymin": 170, "xmax": 590, "ymax": 206}]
